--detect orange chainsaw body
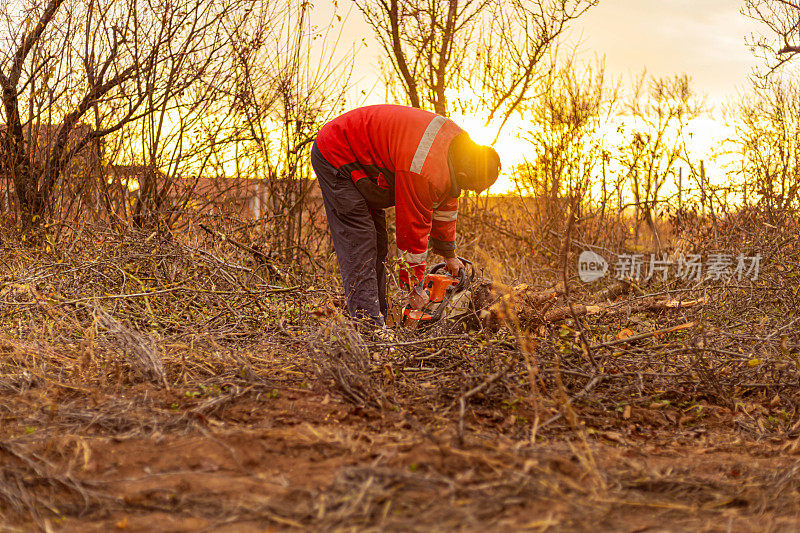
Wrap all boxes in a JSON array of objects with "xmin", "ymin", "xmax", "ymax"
[
  {"xmin": 422, "ymin": 273, "xmax": 458, "ymax": 303},
  {"xmin": 403, "ymin": 273, "xmax": 459, "ymax": 324}
]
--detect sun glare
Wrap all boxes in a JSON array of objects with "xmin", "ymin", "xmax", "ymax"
[
  {"xmin": 449, "ymin": 110, "xmax": 530, "ymax": 195},
  {"xmin": 452, "ymin": 100, "xmax": 736, "ymax": 199}
]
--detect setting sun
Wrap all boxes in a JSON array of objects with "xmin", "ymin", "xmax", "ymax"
[{"xmin": 447, "ymin": 90, "xmax": 532, "ymax": 195}]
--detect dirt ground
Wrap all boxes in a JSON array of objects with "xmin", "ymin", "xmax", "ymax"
[
  {"xmin": 2, "ymin": 224, "xmax": 800, "ymax": 531},
  {"xmin": 3, "ymin": 376, "xmax": 800, "ymax": 532}
]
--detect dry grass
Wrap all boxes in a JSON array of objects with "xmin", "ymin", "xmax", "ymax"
[{"xmin": 0, "ymin": 211, "xmax": 799, "ymax": 530}]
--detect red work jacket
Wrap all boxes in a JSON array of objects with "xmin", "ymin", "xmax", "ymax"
[{"xmin": 316, "ymin": 105, "xmax": 462, "ymax": 285}]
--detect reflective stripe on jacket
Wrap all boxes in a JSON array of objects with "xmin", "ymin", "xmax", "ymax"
[{"xmin": 316, "ymin": 104, "xmax": 461, "ymax": 285}]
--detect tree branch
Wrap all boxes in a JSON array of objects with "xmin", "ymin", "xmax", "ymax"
[{"xmin": 9, "ymin": 0, "xmax": 66, "ymax": 86}]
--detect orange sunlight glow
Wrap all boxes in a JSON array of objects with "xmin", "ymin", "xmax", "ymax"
[
  {"xmin": 367, "ymin": 88, "xmax": 737, "ymax": 199},
  {"xmin": 452, "ymin": 105, "xmax": 736, "ymax": 199},
  {"xmin": 449, "ymin": 111, "xmax": 529, "ymax": 196}
]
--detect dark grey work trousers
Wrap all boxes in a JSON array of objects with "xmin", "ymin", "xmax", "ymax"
[{"xmin": 311, "ymin": 142, "xmax": 388, "ymax": 325}]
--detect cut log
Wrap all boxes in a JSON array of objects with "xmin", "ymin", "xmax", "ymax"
[{"xmin": 475, "ymin": 280, "xmax": 705, "ymax": 329}]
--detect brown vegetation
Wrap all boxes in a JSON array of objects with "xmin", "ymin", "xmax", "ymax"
[
  {"xmin": 3, "ymin": 0, "xmax": 800, "ymax": 530},
  {"xmin": 0, "ymin": 204, "xmax": 799, "ymax": 530}
]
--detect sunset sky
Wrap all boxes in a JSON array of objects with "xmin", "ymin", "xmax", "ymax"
[
  {"xmin": 330, "ymin": 1, "xmax": 769, "ymax": 194},
  {"xmin": 567, "ymin": 0, "xmax": 763, "ymax": 105},
  {"xmin": 346, "ymin": 1, "xmax": 764, "ymax": 106}
]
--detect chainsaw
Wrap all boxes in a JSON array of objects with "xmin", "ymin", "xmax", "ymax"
[{"xmin": 402, "ymin": 257, "xmax": 475, "ymax": 329}]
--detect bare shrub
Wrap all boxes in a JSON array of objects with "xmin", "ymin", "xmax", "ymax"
[{"xmin": 94, "ymin": 306, "xmax": 167, "ymax": 387}]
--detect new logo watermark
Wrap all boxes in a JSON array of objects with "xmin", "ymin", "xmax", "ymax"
[
  {"xmin": 578, "ymin": 251, "xmax": 608, "ymax": 282},
  {"xmin": 578, "ymin": 251, "xmax": 762, "ymax": 282}
]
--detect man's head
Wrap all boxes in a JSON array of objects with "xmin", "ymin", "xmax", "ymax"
[{"xmin": 449, "ymin": 133, "xmax": 501, "ymax": 194}]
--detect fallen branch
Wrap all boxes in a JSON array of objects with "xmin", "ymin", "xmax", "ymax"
[
  {"xmin": 478, "ymin": 280, "xmax": 706, "ymax": 328},
  {"xmin": 590, "ymin": 321, "xmax": 696, "ymax": 350},
  {"xmin": 199, "ymin": 223, "xmax": 284, "ymax": 281},
  {"xmin": 455, "ymin": 361, "xmax": 514, "ymax": 446}
]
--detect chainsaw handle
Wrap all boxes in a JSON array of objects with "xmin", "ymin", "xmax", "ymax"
[
  {"xmin": 428, "ymin": 262, "xmax": 447, "ymax": 275},
  {"xmin": 453, "ymin": 267, "xmax": 467, "ymax": 292},
  {"xmin": 415, "ymin": 256, "xmax": 472, "ymax": 296},
  {"xmin": 431, "ymin": 257, "xmax": 472, "ymax": 287},
  {"xmin": 430, "ymin": 256, "xmax": 471, "ymax": 276},
  {"xmin": 428, "ymin": 262, "xmax": 465, "ymax": 285}
]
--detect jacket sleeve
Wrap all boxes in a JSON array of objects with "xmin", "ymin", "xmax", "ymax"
[
  {"xmin": 430, "ymin": 195, "xmax": 458, "ymax": 258},
  {"xmin": 394, "ymin": 170, "xmax": 433, "ymax": 287}
]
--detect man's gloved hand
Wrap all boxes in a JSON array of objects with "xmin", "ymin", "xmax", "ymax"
[
  {"xmin": 445, "ymin": 256, "xmax": 465, "ymax": 277},
  {"xmin": 407, "ymin": 285, "xmax": 429, "ymax": 310}
]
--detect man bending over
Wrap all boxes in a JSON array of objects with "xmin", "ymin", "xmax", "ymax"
[{"xmin": 311, "ymin": 104, "xmax": 501, "ymax": 327}]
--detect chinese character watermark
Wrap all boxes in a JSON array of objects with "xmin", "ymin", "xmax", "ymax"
[
  {"xmin": 676, "ymin": 254, "xmax": 702, "ymax": 281},
  {"xmin": 577, "ymin": 251, "xmax": 762, "ymax": 283}
]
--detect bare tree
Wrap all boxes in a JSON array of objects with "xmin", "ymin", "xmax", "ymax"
[
  {"xmin": 508, "ymin": 58, "xmax": 618, "ymax": 253},
  {"xmin": 743, "ymin": 0, "xmax": 800, "ymax": 75},
  {"xmin": 0, "ymin": 0, "xmax": 245, "ymax": 228},
  {"xmin": 354, "ymin": 0, "xmax": 596, "ymax": 130},
  {"xmin": 126, "ymin": 16, "xmax": 243, "ymax": 229},
  {"xmin": 735, "ymin": 75, "xmax": 800, "ymax": 216},
  {"xmin": 223, "ymin": 0, "xmax": 354, "ymax": 263},
  {"xmin": 517, "ymin": 60, "xmax": 616, "ymax": 208},
  {"xmin": 616, "ymin": 74, "xmax": 701, "ymax": 250}
]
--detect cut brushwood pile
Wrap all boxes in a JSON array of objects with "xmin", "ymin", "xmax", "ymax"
[
  {"xmin": 1, "ymin": 218, "xmax": 799, "ymax": 531},
  {"xmin": 474, "ymin": 280, "xmax": 705, "ymax": 329}
]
